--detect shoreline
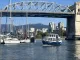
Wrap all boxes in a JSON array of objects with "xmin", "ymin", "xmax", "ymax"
[{"xmin": 35, "ymin": 39, "xmax": 42, "ymax": 40}]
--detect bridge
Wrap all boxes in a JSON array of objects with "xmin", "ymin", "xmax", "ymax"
[
  {"xmin": 0, "ymin": 1, "xmax": 80, "ymax": 40},
  {"xmin": 0, "ymin": 10, "xmax": 74, "ymax": 17}
]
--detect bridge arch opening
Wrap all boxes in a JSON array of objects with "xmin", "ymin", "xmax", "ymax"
[
  {"xmin": 1, "ymin": 1, "xmax": 80, "ymax": 40},
  {"xmin": 1, "ymin": 16, "xmax": 67, "ymax": 38}
]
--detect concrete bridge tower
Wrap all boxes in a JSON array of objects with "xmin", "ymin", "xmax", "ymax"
[{"xmin": 67, "ymin": 2, "xmax": 80, "ymax": 40}]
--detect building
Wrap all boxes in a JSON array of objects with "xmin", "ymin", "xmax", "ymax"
[
  {"xmin": 58, "ymin": 22, "xmax": 64, "ymax": 30},
  {"xmin": 58, "ymin": 22, "xmax": 65, "ymax": 36},
  {"xmin": 30, "ymin": 28, "xmax": 35, "ymax": 32},
  {"xmin": 62, "ymin": 27, "xmax": 66, "ymax": 31},
  {"xmin": 42, "ymin": 28, "xmax": 48, "ymax": 33},
  {"xmin": 29, "ymin": 28, "xmax": 35, "ymax": 37},
  {"xmin": 49, "ymin": 22, "xmax": 56, "ymax": 32}
]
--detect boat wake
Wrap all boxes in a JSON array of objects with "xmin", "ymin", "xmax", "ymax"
[{"xmin": 42, "ymin": 44, "xmax": 52, "ymax": 47}]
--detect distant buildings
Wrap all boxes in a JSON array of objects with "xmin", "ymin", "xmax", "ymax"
[
  {"xmin": 48, "ymin": 22, "xmax": 66, "ymax": 36},
  {"xmin": 41, "ymin": 28, "xmax": 48, "ymax": 33},
  {"xmin": 58, "ymin": 22, "xmax": 64, "ymax": 36},
  {"xmin": 29, "ymin": 28, "xmax": 35, "ymax": 37},
  {"xmin": 16, "ymin": 22, "xmax": 66, "ymax": 37},
  {"xmin": 30, "ymin": 28, "xmax": 35, "ymax": 32},
  {"xmin": 23, "ymin": 22, "xmax": 66, "ymax": 36},
  {"xmin": 58, "ymin": 22, "xmax": 64, "ymax": 30},
  {"xmin": 1, "ymin": 22, "xmax": 66, "ymax": 36},
  {"xmin": 36, "ymin": 28, "xmax": 48, "ymax": 33},
  {"xmin": 49, "ymin": 22, "xmax": 56, "ymax": 32}
]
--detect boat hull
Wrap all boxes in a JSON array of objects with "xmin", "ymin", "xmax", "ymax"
[
  {"xmin": 2, "ymin": 40, "xmax": 20, "ymax": 44},
  {"xmin": 1, "ymin": 38, "xmax": 20, "ymax": 44},
  {"xmin": 20, "ymin": 39, "xmax": 30, "ymax": 43},
  {"xmin": 42, "ymin": 40, "xmax": 62, "ymax": 46},
  {"xmin": 30, "ymin": 37, "xmax": 35, "ymax": 43}
]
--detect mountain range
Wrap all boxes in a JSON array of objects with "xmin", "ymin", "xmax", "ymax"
[{"xmin": 1, "ymin": 23, "xmax": 49, "ymax": 32}]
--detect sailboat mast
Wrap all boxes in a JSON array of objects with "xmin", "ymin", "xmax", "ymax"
[
  {"xmin": 10, "ymin": 0, "xmax": 11, "ymax": 18},
  {"xmin": 0, "ymin": 11, "xmax": 2, "ymax": 34},
  {"xmin": 9, "ymin": 0, "xmax": 13, "ymax": 32},
  {"xmin": 26, "ymin": 12, "xmax": 29, "ymax": 37},
  {"xmin": 6, "ymin": 17, "xmax": 8, "ymax": 33},
  {"xmin": 28, "ymin": 22, "xmax": 29, "ymax": 37}
]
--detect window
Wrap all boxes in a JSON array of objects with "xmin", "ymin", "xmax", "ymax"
[{"xmin": 54, "ymin": 35, "xmax": 55, "ymax": 37}]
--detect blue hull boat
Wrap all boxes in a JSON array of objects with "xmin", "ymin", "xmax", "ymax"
[
  {"xmin": 42, "ymin": 40, "xmax": 62, "ymax": 46},
  {"xmin": 42, "ymin": 33, "xmax": 62, "ymax": 46}
]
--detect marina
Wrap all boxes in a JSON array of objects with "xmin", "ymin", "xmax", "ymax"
[
  {"xmin": 0, "ymin": 0, "xmax": 80, "ymax": 60},
  {"xmin": 0, "ymin": 34, "xmax": 35, "ymax": 44}
]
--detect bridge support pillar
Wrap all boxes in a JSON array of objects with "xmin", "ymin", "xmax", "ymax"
[
  {"xmin": 66, "ymin": 16, "xmax": 75, "ymax": 40},
  {"xmin": 66, "ymin": 2, "xmax": 80, "ymax": 40}
]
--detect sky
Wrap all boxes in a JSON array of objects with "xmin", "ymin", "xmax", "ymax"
[{"xmin": 0, "ymin": 0, "xmax": 80, "ymax": 26}]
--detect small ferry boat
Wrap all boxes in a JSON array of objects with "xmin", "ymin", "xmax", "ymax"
[{"xmin": 42, "ymin": 33, "xmax": 62, "ymax": 46}]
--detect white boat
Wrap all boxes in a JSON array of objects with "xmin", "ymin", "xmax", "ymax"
[
  {"xmin": 0, "ymin": 0, "xmax": 20, "ymax": 44},
  {"xmin": 20, "ymin": 38, "xmax": 30, "ymax": 43},
  {"xmin": 0, "ymin": 34, "xmax": 6, "ymax": 43},
  {"xmin": 1, "ymin": 36, "xmax": 20, "ymax": 44},
  {"xmin": 42, "ymin": 33, "xmax": 62, "ymax": 46}
]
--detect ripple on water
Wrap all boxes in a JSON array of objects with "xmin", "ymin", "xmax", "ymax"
[{"xmin": 0, "ymin": 40, "xmax": 79, "ymax": 60}]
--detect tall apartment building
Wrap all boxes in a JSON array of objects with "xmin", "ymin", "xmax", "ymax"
[{"xmin": 49, "ymin": 22, "xmax": 56, "ymax": 32}]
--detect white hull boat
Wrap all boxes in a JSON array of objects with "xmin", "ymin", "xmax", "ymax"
[
  {"xmin": 1, "ymin": 37, "xmax": 20, "ymax": 44},
  {"xmin": 20, "ymin": 39, "xmax": 30, "ymax": 43}
]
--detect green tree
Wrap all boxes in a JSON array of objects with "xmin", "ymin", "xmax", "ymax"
[
  {"xmin": 36, "ymin": 31, "xmax": 49, "ymax": 39},
  {"xmin": 36, "ymin": 31, "xmax": 43, "ymax": 38}
]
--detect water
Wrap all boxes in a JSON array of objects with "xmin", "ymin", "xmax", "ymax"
[{"xmin": 0, "ymin": 40, "xmax": 80, "ymax": 60}]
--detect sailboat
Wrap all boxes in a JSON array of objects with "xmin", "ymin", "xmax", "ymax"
[
  {"xmin": 20, "ymin": 13, "xmax": 30, "ymax": 43},
  {"xmin": 1, "ymin": 35, "xmax": 20, "ymax": 44},
  {"xmin": 20, "ymin": 14, "xmax": 35, "ymax": 43},
  {"xmin": 19, "ymin": 27, "xmax": 30, "ymax": 43},
  {"xmin": 1, "ymin": 0, "xmax": 20, "ymax": 44}
]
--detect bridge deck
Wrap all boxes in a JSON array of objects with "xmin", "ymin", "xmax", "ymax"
[{"xmin": 0, "ymin": 10, "xmax": 75, "ymax": 18}]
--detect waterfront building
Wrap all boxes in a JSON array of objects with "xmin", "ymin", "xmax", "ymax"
[
  {"xmin": 56, "ymin": 26, "xmax": 58, "ymax": 30},
  {"xmin": 29, "ymin": 27, "xmax": 35, "ymax": 37},
  {"xmin": 49, "ymin": 22, "xmax": 56, "ymax": 32},
  {"xmin": 36, "ymin": 29, "xmax": 42, "ymax": 32},
  {"xmin": 58, "ymin": 22, "xmax": 64, "ymax": 29},
  {"xmin": 62, "ymin": 27, "xmax": 66, "ymax": 31},
  {"xmin": 42, "ymin": 28, "xmax": 48, "ymax": 33},
  {"xmin": 58, "ymin": 22, "xmax": 65, "ymax": 36},
  {"xmin": 30, "ymin": 28, "xmax": 35, "ymax": 32}
]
